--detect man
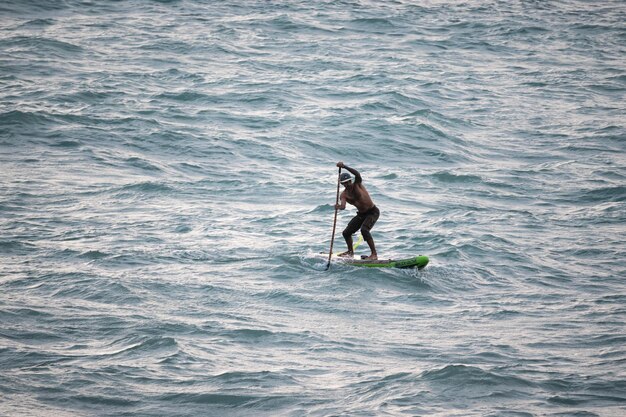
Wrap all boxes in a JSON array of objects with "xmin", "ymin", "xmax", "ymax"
[{"xmin": 335, "ymin": 161, "xmax": 380, "ymax": 260}]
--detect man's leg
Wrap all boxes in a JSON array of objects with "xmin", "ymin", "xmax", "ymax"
[
  {"xmin": 340, "ymin": 234, "xmax": 353, "ymax": 257},
  {"xmin": 361, "ymin": 231, "xmax": 377, "ymax": 260},
  {"xmin": 340, "ymin": 215, "xmax": 363, "ymax": 257},
  {"xmin": 360, "ymin": 208, "xmax": 379, "ymax": 260}
]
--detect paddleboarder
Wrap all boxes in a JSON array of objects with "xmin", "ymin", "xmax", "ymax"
[{"xmin": 335, "ymin": 162, "xmax": 379, "ymax": 260}]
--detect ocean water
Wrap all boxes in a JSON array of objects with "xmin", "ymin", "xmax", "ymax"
[{"xmin": 1, "ymin": 0, "xmax": 625, "ymax": 415}]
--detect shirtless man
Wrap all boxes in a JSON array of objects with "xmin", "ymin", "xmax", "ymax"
[{"xmin": 335, "ymin": 162, "xmax": 379, "ymax": 260}]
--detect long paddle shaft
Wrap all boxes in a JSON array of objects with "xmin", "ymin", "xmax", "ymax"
[{"xmin": 326, "ymin": 167, "xmax": 342, "ymax": 270}]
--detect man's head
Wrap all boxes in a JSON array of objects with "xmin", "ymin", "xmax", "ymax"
[{"xmin": 340, "ymin": 172, "xmax": 352, "ymax": 186}]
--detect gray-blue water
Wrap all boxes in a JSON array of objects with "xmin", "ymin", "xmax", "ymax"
[{"xmin": 1, "ymin": 1, "xmax": 625, "ymax": 416}]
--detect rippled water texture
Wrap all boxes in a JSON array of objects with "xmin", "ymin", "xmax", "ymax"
[{"xmin": 1, "ymin": 1, "xmax": 625, "ymax": 416}]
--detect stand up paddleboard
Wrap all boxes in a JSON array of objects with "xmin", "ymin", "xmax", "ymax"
[
  {"xmin": 333, "ymin": 254, "xmax": 429, "ymax": 269},
  {"xmin": 322, "ymin": 235, "xmax": 429, "ymax": 269}
]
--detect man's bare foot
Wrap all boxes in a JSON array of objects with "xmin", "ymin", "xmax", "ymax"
[
  {"xmin": 362, "ymin": 254, "xmax": 378, "ymax": 260},
  {"xmin": 338, "ymin": 251, "xmax": 354, "ymax": 258}
]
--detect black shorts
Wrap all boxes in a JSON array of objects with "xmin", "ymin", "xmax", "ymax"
[{"xmin": 343, "ymin": 206, "xmax": 379, "ymax": 240}]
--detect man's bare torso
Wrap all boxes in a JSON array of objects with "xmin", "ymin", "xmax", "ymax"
[{"xmin": 342, "ymin": 183, "xmax": 375, "ymax": 213}]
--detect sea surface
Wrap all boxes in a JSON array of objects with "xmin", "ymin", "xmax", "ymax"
[{"xmin": 1, "ymin": 1, "xmax": 625, "ymax": 416}]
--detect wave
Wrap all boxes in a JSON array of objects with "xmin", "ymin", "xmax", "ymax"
[
  {"xmin": 0, "ymin": 0, "xmax": 68, "ymax": 13},
  {"xmin": 348, "ymin": 17, "xmax": 397, "ymax": 33},
  {"xmin": 0, "ymin": 110, "xmax": 51, "ymax": 127},
  {"xmin": 114, "ymin": 181, "xmax": 176, "ymax": 196},
  {"xmin": 156, "ymin": 392, "xmax": 291, "ymax": 409},
  {"xmin": 50, "ymin": 140, "xmax": 81, "ymax": 148},
  {"xmin": 421, "ymin": 364, "xmax": 535, "ymax": 388},
  {"xmin": 0, "ymin": 35, "xmax": 83, "ymax": 55},
  {"xmin": 0, "ymin": 240, "xmax": 36, "ymax": 255},
  {"xmin": 77, "ymin": 250, "xmax": 109, "ymax": 260},
  {"xmin": 124, "ymin": 157, "xmax": 164, "ymax": 172},
  {"xmin": 154, "ymin": 91, "xmax": 212, "ymax": 102},
  {"xmin": 580, "ymin": 185, "xmax": 626, "ymax": 203},
  {"xmin": 17, "ymin": 18, "xmax": 56, "ymax": 28},
  {"xmin": 51, "ymin": 279, "xmax": 141, "ymax": 305},
  {"xmin": 431, "ymin": 170, "xmax": 483, "ymax": 184},
  {"xmin": 50, "ymin": 89, "xmax": 121, "ymax": 105}
]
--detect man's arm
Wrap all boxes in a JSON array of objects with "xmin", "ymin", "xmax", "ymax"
[
  {"xmin": 336, "ymin": 162, "xmax": 362, "ymax": 184},
  {"xmin": 336, "ymin": 191, "xmax": 347, "ymax": 210}
]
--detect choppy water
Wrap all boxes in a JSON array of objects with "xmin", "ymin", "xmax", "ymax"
[{"xmin": 1, "ymin": 1, "xmax": 625, "ymax": 416}]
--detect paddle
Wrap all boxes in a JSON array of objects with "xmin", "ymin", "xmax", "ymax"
[{"xmin": 326, "ymin": 166, "xmax": 342, "ymax": 270}]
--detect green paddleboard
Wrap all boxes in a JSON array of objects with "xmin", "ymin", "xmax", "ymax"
[
  {"xmin": 323, "ymin": 234, "xmax": 429, "ymax": 269},
  {"xmin": 337, "ymin": 255, "xmax": 429, "ymax": 269}
]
